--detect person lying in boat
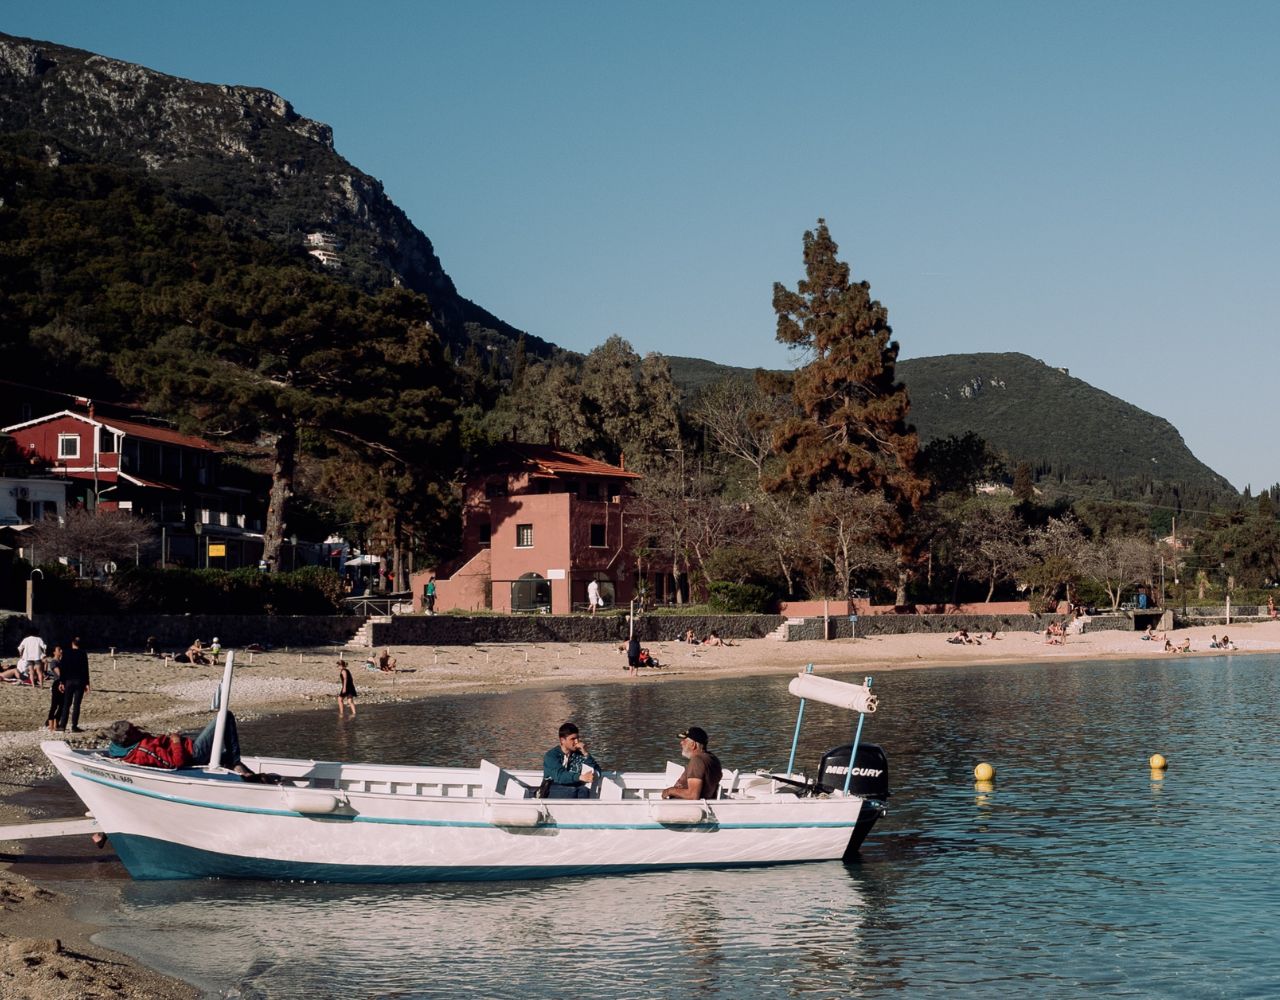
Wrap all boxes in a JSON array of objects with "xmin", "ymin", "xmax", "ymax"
[
  {"xmin": 661, "ymin": 726, "xmax": 723, "ymax": 800},
  {"xmin": 106, "ymin": 714, "xmax": 275, "ymax": 782},
  {"xmin": 541, "ymin": 721, "xmax": 600, "ymax": 799}
]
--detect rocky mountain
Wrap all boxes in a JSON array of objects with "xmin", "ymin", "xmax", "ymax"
[
  {"xmin": 0, "ymin": 31, "xmax": 551, "ymax": 358},
  {"xmin": 668, "ymin": 352, "xmax": 1237, "ymax": 500}
]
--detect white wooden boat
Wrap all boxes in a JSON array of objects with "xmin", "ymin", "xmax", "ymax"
[{"xmin": 42, "ymin": 660, "xmax": 888, "ymax": 883}]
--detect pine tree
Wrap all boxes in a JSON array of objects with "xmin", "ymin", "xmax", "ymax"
[{"xmin": 770, "ymin": 220, "xmax": 928, "ymax": 602}]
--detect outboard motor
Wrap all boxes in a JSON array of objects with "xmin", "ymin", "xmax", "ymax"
[{"xmin": 815, "ymin": 743, "xmax": 889, "ymax": 801}]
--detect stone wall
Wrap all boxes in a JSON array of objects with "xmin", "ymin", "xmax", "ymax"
[
  {"xmin": 785, "ymin": 612, "xmax": 1065, "ymax": 641},
  {"xmin": 20, "ymin": 614, "xmax": 365, "ymax": 651},
  {"xmin": 370, "ymin": 613, "xmax": 785, "ymax": 647}
]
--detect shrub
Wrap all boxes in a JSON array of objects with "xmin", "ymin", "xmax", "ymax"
[{"xmin": 707, "ymin": 581, "xmax": 774, "ymax": 614}]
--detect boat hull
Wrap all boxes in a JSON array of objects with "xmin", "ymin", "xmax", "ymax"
[{"xmin": 44, "ymin": 743, "xmax": 885, "ymax": 883}]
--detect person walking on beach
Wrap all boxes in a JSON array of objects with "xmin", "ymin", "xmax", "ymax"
[
  {"xmin": 55, "ymin": 636, "xmax": 90, "ymax": 732},
  {"xmin": 587, "ymin": 578, "xmax": 601, "ymax": 615},
  {"xmin": 337, "ymin": 659, "xmax": 357, "ymax": 717}
]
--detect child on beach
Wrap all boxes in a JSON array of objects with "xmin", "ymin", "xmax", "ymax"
[{"xmin": 337, "ymin": 659, "xmax": 357, "ymax": 716}]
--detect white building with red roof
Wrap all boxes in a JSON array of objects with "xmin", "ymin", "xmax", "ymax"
[{"xmin": 2, "ymin": 409, "xmax": 267, "ymax": 568}]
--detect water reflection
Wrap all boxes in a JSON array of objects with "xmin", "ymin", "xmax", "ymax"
[{"xmin": 87, "ymin": 864, "xmax": 870, "ymax": 999}]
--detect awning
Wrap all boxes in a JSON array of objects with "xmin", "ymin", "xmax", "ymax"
[{"xmin": 345, "ymin": 555, "xmax": 382, "ymax": 567}]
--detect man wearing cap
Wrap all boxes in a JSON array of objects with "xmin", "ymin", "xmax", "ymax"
[
  {"xmin": 542, "ymin": 721, "xmax": 601, "ymax": 798},
  {"xmin": 662, "ymin": 726, "xmax": 723, "ymax": 800}
]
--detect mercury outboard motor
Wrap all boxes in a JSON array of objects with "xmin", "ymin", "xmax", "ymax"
[
  {"xmin": 815, "ymin": 743, "xmax": 889, "ymax": 801},
  {"xmin": 816, "ymin": 743, "xmax": 890, "ymax": 858}
]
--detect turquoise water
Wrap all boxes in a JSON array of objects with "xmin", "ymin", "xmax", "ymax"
[{"xmin": 32, "ymin": 654, "xmax": 1280, "ymax": 998}]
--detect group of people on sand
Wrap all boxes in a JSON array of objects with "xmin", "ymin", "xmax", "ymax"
[
  {"xmin": 539, "ymin": 720, "xmax": 722, "ymax": 801},
  {"xmin": 947, "ymin": 629, "xmax": 999, "ymax": 645},
  {"xmin": 679, "ymin": 628, "xmax": 734, "ymax": 646},
  {"xmin": 0, "ymin": 630, "xmax": 92, "ymax": 733},
  {"xmin": 1044, "ymin": 621, "xmax": 1068, "ymax": 645}
]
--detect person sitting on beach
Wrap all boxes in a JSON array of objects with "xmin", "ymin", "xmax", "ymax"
[
  {"xmin": 1178, "ymin": 638, "xmax": 1192, "ymax": 653},
  {"xmin": 106, "ymin": 714, "xmax": 272, "ymax": 781},
  {"xmin": 1220, "ymin": 634, "xmax": 1236, "ymax": 650},
  {"xmin": 638, "ymin": 648, "xmax": 659, "ymax": 668},
  {"xmin": 377, "ymin": 648, "xmax": 397, "ymax": 672},
  {"xmin": 1164, "ymin": 639, "xmax": 1175, "ymax": 652},
  {"xmin": 541, "ymin": 721, "xmax": 600, "ymax": 799},
  {"xmin": 704, "ymin": 631, "xmax": 724, "ymax": 647},
  {"xmin": 1142, "ymin": 626, "xmax": 1156, "ymax": 641},
  {"xmin": 947, "ymin": 629, "xmax": 970, "ymax": 645},
  {"xmin": 682, "ymin": 628, "xmax": 700, "ymax": 645},
  {"xmin": 1208, "ymin": 635, "xmax": 1221, "ymax": 649},
  {"xmin": 185, "ymin": 640, "xmax": 211, "ymax": 666},
  {"xmin": 1045, "ymin": 621, "xmax": 1065, "ymax": 645},
  {"xmin": 662, "ymin": 726, "xmax": 723, "ymax": 801}
]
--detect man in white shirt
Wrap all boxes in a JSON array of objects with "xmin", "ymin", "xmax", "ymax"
[{"xmin": 17, "ymin": 631, "xmax": 47, "ymax": 686}]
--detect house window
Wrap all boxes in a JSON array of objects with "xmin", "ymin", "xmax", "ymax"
[
  {"xmin": 58, "ymin": 434, "xmax": 80, "ymax": 460},
  {"xmin": 486, "ymin": 480, "xmax": 508, "ymax": 499},
  {"xmin": 478, "ymin": 522, "xmax": 492, "ymax": 546},
  {"xmin": 590, "ymin": 523, "xmax": 606, "ymax": 547},
  {"xmin": 516, "ymin": 524, "xmax": 533, "ymax": 548},
  {"xmin": 584, "ymin": 481, "xmax": 601, "ymax": 500}
]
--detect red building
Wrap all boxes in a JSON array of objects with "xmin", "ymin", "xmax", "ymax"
[
  {"xmin": 414, "ymin": 442, "xmax": 642, "ymax": 614},
  {"xmin": 2, "ymin": 409, "xmax": 267, "ymax": 568}
]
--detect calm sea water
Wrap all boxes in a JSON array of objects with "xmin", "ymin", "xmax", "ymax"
[{"xmin": 22, "ymin": 654, "xmax": 1280, "ymax": 998}]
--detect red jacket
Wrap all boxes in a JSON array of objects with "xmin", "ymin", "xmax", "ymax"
[{"xmin": 123, "ymin": 733, "xmax": 195, "ymax": 769}]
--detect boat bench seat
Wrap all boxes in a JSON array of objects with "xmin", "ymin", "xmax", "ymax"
[{"xmin": 479, "ymin": 759, "xmax": 535, "ymax": 799}]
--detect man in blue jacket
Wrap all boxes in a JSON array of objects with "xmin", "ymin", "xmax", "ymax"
[{"xmin": 542, "ymin": 721, "xmax": 600, "ymax": 798}]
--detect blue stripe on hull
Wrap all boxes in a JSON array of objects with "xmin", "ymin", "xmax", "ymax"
[{"xmin": 108, "ymin": 834, "xmax": 856, "ymax": 884}]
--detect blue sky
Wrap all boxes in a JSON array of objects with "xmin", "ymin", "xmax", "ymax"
[{"xmin": 6, "ymin": 3, "xmax": 1277, "ymax": 492}]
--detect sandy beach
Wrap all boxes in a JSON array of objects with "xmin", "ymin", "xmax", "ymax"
[{"xmin": 2, "ymin": 618, "xmax": 1279, "ymax": 997}]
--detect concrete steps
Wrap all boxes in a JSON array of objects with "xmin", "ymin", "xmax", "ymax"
[
  {"xmin": 351, "ymin": 616, "xmax": 391, "ymax": 648},
  {"xmin": 768, "ymin": 618, "xmax": 806, "ymax": 641}
]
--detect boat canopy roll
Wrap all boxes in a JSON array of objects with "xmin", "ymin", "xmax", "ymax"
[{"xmin": 787, "ymin": 672, "xmax": 878, "ymax": 714}]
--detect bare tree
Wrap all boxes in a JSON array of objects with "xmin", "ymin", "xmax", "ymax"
[
  {"xmin": 1079, "ymin": 535, "xmax": 1159, "ymax": 610},
  {"xmin": 952, "ymin": 500, "xmax": 1031, "ymax": 601},
  {"xmin": 801, "ymin": 486, "xmax": 896, "ymax": 601},
  {"xmin": 691, "ymin": 375, "xmax": 792, "ymax": 486},
  {"xmin": 27, "ymin": 509, "xmax": 156, "ymax": 576}
]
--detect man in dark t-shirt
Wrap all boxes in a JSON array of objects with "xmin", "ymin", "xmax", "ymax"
[{"xmin": 661, "ymin": 725, "xmax": 723, "ymax": 800}]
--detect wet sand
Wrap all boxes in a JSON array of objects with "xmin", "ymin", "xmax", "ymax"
[{"xmin": 3, "ymin": 618, "xmax": 1278, "ymax": 996}]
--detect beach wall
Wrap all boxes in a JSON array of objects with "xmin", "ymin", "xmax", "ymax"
[
  {"xmin": 370, "ymin": 614, "xmax": 785, "ymax": 647},
  {"xmin": 785, "ymin": 613, "xmax": 1061, "ymax": 640},
  {"xmin": 23, "ymin": 614, "xmax": 365, "ymax": 651}
]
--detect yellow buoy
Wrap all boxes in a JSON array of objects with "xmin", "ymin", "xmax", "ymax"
[
  {"xmin": 973, "ymin": 762, "xmax": 995, "ymax": 782},
  {"xmin": 1149, "ymin": 753, "xmax": 1167, "ymax": 770}
]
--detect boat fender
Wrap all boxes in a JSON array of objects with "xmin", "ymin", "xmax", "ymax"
[
  {"xmin": 487, "ymin": 803, "xmax": 546, "ymax": 828},
  {"xmin": 650, "ymin": 800, "xmax": 708, "ymax": 825},
  {"xmin": 282, "ymin": 789, "xmax": 343, "ymax": 814}
]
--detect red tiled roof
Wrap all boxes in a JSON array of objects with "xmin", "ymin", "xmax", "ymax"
[
  {"xmin": 98, "ymin": 416, "xmax": 221, "ymax": 452},
  {"xmin": 488, "ymin": 442, "xmax": 641, "ymax": 479}
]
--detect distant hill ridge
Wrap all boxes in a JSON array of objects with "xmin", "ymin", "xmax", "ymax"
[
  {"xmin": 0, "ymin": 30, "xmax": 551, "ymax": 359},
  {"xmin": 667, "ymin": 352, "xmax": 1235, "ymax": 498}
]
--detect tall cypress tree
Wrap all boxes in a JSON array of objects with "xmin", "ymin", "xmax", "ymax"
[{"xmin": 770, "ymin": 219, "xmax": 928, "ymax": 602}]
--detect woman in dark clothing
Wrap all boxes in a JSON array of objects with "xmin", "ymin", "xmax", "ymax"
[{"xmin": 337, "ymin": 659, "xmax": 357, "ymax": 717}]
